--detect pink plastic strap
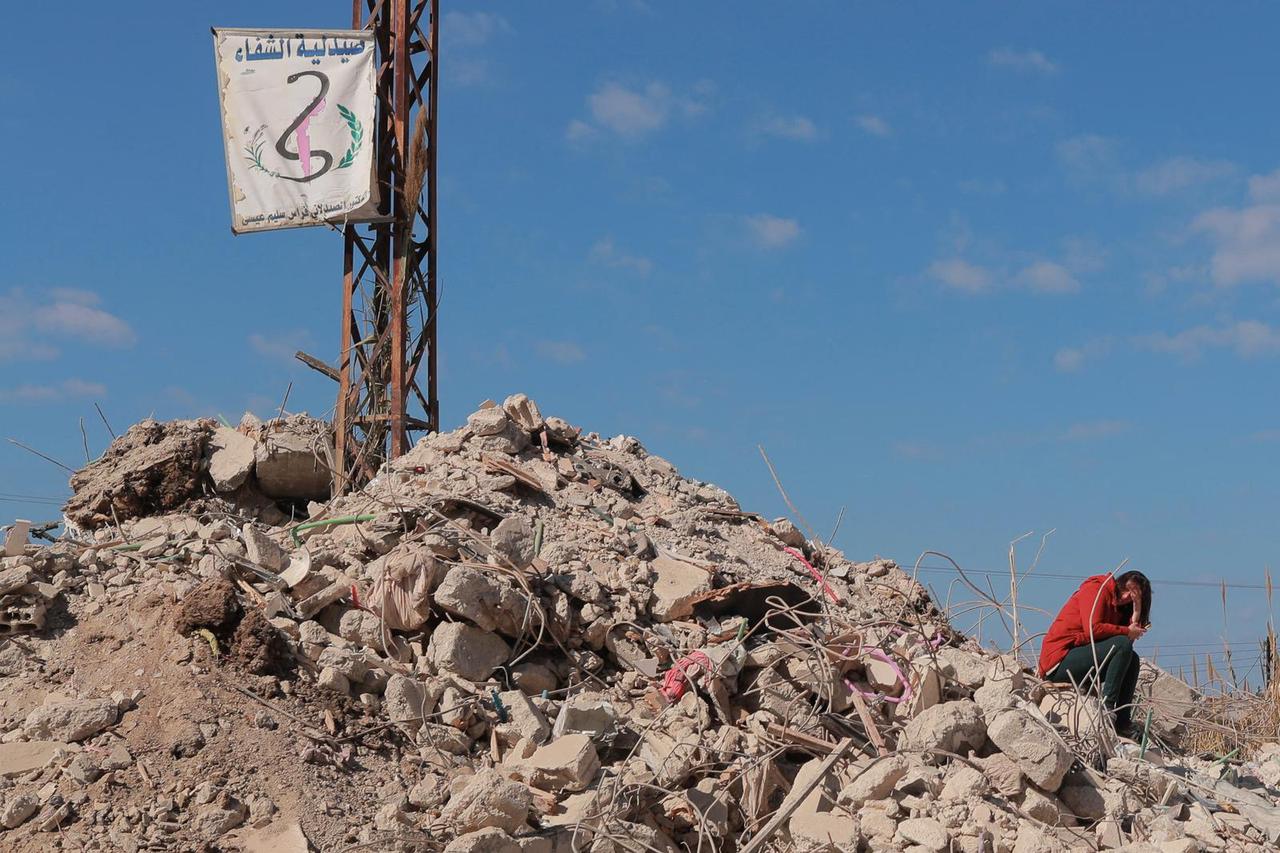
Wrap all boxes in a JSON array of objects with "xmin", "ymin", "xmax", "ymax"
[
  {"xmin": 845, "ymin": 647, "xmax": 914, "ymax": 705},
  {"xmin": 782, "ymin": 546, "xmax": 841, "ymax": 604},
  {"xmin": 660, "ymin": 650, "xmax": 713, "ymax": 702}
]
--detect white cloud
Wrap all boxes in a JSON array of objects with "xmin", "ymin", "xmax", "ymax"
[
  {"xmin": 564, "ymin": 119, "xmax": 597, "ymax": 143},
  {"xmin": 443, "ymin": 11, "xmax": 511, "ymax": 47},
  {"xmin": 854, "ymin": 114, "xmax": 892, "ymax": 137},
  {"xmin": 1192, "ymin": 203, "xmax": 1280, "ymax": 287},
  {"xmin": 987, "ymin": 47, "xmax": 1059, "ymax": 74},
  {"xmin": 590, "ymin": 82, "xmax": 669, "ymax": 136},
  {"xmin": 1133, "ymin": 156, "xmax": 1236, "ymax": 196},
  {"xmin": 1053, "ymin": 338, "xmax": 1113, "ymax": 373},
  {"xmin": 0, "ymin": 377, "xmax": 106, "ymax": 404},
  {"xmin": 745, "ymin": 214, "xmax": 801, "ymax": 250},
  {"xmin": 534, "ymin": 340, "xmax": 586, "ymax": 364},
  {"xmin": 927, "ymin": 258, "xmax": 995, "ymax": 294},
  {"xmin": 1016, "ymin": 260, "xmax": 1080, "ymax": 294},
  {"xmin": 929, "ymin": 256, "xmax": 1085, "ymax": 297},
  {"xmin": 1137, "ymin": 320, "xmax": 1280, "ymax": 360},
  {"xmin": 449, "ymin": 58, "xmax": 493, "ymax": 88},
  {"xmin": 759, "ymin": 114, "xmax": 819, "ymax": 142},
  {"xmin": 588, "ymin": 237, "xmax": 652, "ymax": 276},
  {"xmin": 1053, "ymin": 348, "xmax": 1086, "ymax": 373},
  {"xmin": 570, "ymin": 80, "xmax": 712, "ymax": 141},
  {"xmin": 1247, "ymin": 169, "xmax": 1280, "ymax": 202},
  {"xmin": 0, "ymin": 287, "xmax": 135, "ymax": 362},
  {"xmin": 1056, "ymin": 134, "xmax": 1118, "ymax": 179}
]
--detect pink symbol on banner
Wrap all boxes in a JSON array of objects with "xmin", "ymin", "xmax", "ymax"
[{"xmin": 295, "ymin": 98, "xmax": 327, "ymax": 179}]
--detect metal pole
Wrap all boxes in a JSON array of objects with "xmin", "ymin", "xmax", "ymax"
[{"xmin": 331, "ymin": 0, "xmax": 436, "ymax": 492}]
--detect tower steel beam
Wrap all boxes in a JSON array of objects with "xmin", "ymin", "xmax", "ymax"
[{"xmin": 333, "ymin": 0, "xmax": 438, "ymax": 493}]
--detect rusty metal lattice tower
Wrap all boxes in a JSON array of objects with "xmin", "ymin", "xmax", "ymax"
[{"xmin": 332, "ymin": 0, "xmax": 438, "ymax": 492}]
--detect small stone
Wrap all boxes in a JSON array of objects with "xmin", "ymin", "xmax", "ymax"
[
  {"xmin": 316, "ymin": 645, "xmax": 368, "ymax": 681},
  {"xmin": 511, "ymin": 663, "xmax": 557, "ymax": 696},
  {"xmin": 1, "ymin": 792, "xmax": 39, "ymax": 828},
  {"xmin": 338, "ymin": 608, "xmax": 387, "ymax": 649},
  {"xmin": 551, "ymin": 693, "xmax": 617, "ymax": 738},
  {"xmin": 318, "ymin": 667, "xmax": 350, "ymax": 694},
  {"xmin": 408, "ymin": 775, "xmax": 449, "ymax": 810},
  {"xmin": 439, "ymin": 769, "xmax": 531, "ymax": 834},
  {"xmin": 769, "ymin": 518, "xmax": 807, "ymax": 548},
  {"xmin": 935, "ymin": 648, "xmax": 988, "ymax": 689},
  {"xmin": 502, "ymin": 394, "xmax": 544, "ymax": 433}
]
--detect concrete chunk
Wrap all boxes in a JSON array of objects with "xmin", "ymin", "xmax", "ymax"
[
  {"xmin": 440, "ymin": 768, "xmax": 531, "ymax": 834},
  {"xmin": 900, "ymin": 699, "xmax": 987, "ymax": 756},
  {"xmin": 522, "ymin": 734, "xmax": 600, "ymax": 792},
  {"xmin": 427, "ymin": 622, "xmax": 510, "ymax": 682},
  {"xmin": 0, "ymin": 741, "xmax": 65, "ymax": 778},
  {"xmin": 896, "ymin": 817, "xmax": 949, "ymax": 853},
  {"xmin": 648, "ymin": 553, "xmax": 713, "ymax": 622},
  {"xmin": 208, "ymin": 427, "xmax": 256, "ymax": 492},
  {"xmin": 242, "ymin": 525, "xmax": 288, "ymax": 572},
  {"xmin": 987, "ymin": 708, "xmax": 1072, "ymax": 792},
  {"xmin": 24, "ymin": 697, "xmax": 117, "ymax": 742},
  {"xmin": 838, "ymin": 755, "xmax": 908, "ymax": 809}
]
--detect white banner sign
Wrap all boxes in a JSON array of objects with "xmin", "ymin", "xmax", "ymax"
[{"xmin": 213, "ymin": 28, "xmax": 380, "ymax": 234}]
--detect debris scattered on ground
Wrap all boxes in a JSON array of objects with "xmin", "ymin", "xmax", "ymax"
[{"xmin": 0, "ymin": 394, "xmax": 1273, "ymax": 851}]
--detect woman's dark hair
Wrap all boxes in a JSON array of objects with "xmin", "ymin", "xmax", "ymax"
[{"xmin": 1116, "ymin": 570, "xmax": 1153, "ymax": 627}]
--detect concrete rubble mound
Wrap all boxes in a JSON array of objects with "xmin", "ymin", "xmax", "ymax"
[{"xmin": 0, "ymin": 393, "xmax": 1275, "ymax": 851}]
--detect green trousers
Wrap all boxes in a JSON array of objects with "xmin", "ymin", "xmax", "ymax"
[{"xmin": 1045, "ymin": 634, "xmax": 1141, "ymax": 729}]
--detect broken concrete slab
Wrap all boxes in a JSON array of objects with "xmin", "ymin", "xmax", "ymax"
[
  {"xmin": 253, "ymin": 417, "xmax": 333, "ymax": 500},
  {"xmin": 208, "ymin": 427, "xmax": 256, "ymax": 492},
  {"xmin": 427, "ymin": 621, "xmax": 510, "ymax": 682},
  {"xmin": 899, "ymin": 699, "xmax": 987, "ymax": 757},
  {"xmin": 24, "ymin": 697, "xmax": 118, "ymax": 742},
  {"xmin": 440, "ymin": 768, "xmax": 531, "ymax": 834},
  {"xmin": 242, "ymin": 525, "xmax": 288, "ymax": 572},
  {"xmin": 3, "ymin": 520, "xmax": 30, "ymax": 558},
  {"xmin": 648, "ymin": 552, "xmax": 713, "ymax": 622},
  {"xmin": 521, "ymin": 734, "xmax": 601, "ymax": 792},
  {"xmin": 0, "ymin": 741, "xmax": 66, "ymax": 778},
  {"xmin": 987, "ymin": 708, "xmax": 1072, "ymax": 792}
]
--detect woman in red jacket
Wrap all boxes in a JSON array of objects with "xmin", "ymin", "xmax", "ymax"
[{"xmin": 1037, "ymin": 570, "xmax": 1152, "ymax": 733}]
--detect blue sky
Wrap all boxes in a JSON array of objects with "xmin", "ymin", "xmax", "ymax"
[{"xmin": 3, "ymin": 2, "xmax": 1279, "ymax": 684}]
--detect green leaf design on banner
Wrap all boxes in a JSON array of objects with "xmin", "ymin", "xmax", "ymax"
[{"xmin": 336, "ymin": 104, "xmax": 363, "ymax": 169}]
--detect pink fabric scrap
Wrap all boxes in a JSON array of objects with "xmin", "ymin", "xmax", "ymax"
[{"xmin": 660, "ymin": 650, "xmax": 713, "ymax": 702}]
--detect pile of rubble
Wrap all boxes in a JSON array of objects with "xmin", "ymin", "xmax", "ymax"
[{"xmin": 1, "ymin": 394, "xmax": 1277, "ymax": 852}]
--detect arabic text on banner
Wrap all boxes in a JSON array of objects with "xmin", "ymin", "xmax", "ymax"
[{"xmin": 213, "ymin": 29, "xmax": 380, "ymax": 234}]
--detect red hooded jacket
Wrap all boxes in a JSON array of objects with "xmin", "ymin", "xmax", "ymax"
[{"xmin": 1037, "ymin": 574, "xmax": 1130, "ymax": 677}]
